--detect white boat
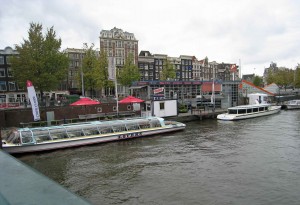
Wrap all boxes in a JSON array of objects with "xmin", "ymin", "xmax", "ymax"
[
  {"xmin": 217, "ymin": 93, "xmax": 281, "ymax": 121},
  {"xmin": 1, "ymin": 117, "xmax": 186, "ymax": 154},
  {"xmin": 286, "ymin": 100, "xmax": 300, "ymax": 110},
  {"xmin": 217, "ymin": 104, "xmax": 281, "ymax": 121}
]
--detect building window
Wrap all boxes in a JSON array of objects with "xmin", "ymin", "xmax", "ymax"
[
  {"xmin": 8, "ymin": 82, "xmax": 16, "ymax": 91},
  {"xmin": 159, "ymin": 102, "xmax": 165, "ymax": 110},
  {"xmin": 0, "ymin": 56, "xmax": 4, "ymax": 64},
  {"xmin": 7, "ymin": 68, "xmax": 13, "ymax": 77},
  {"xmin": 0, "ymin": 81, "xmax": 7, "ymax": 91},
  {"xmin": 0, "ymin": 68, "xmax": 5, "ymax": 77},
  {"xmin": 6, "ymin": 56, "xmax": 11, "ymax": 64}
]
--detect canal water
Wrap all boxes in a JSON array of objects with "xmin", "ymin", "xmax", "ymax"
[{"xmin": 18, "ymin": 110, "xmax": 300, "ymax": 205}]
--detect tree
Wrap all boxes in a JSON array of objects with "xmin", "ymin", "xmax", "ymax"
[
  {"xmin": 252, "ymin": 75, "xmax": 263, "ymax": 87},
  {"xmin": 81, "ymin": 43, "xmax": 98, "ymax": 98},
  {"xmin": 11, "ymin": 22, "xmax": 69, "ymax": 99},
  {"xmin": 265, "ymin": 67, "xmax": 294, "ymax": 89},
  {"xmin": 94, "ymin": 49, "xmax": 112, "ymax": 97},
  {"xmin": 161, "ymin": 59, "xmax": 176, "ymax": 80},
  {"xmin": 118, "ymin": 53, "xmax": 140, "ymax": 87}
]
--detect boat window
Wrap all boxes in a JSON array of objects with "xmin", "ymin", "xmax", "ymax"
[
  {"xmin": 83, "ymin": 127, "xmax": 99, "ymax": 135},
  {"xmin": 126, "ymin": 123, "xmax": 140, "ymax": 131},
  {"xmin": 3, "ymin": 129, "xmax": 20, "ymax": 144},
  {"xmin": 247, "ymin": 109, "xmax": 252, "ymax": 113},
  {"xmin": 112, "ymin": 125, "xmax": 127, "ymax": 132},
  {"xmin": 265, "ymin": 106, "xmax": 269, "ymax": 111},
  {"xmin": 20, "ymin": 131, "xmax": 35, "ymax": 144},
  {"xmin": 228, "ymin": 109, "xmax": 237, "ymax": 114},
  {"xmin": 32, "ymin": 130, "xmax": 51, "ymax": 142},
  {"xmin": 138, "ymin": 120, "xmax": 151, "ymax": 129},
  {"xmin": 99, "ymin": 127, "xmax": 114, "ymax": 134},
  {"xmin": 253, "ymin": 108, "xmax": 259, "ymax": 112},
  {"xmin": 259, "ymin": 107, "xmax": 264, "ymax": 111},
  {"xmin": 49, "ymin": 128, "xmax": 68, "ymax": 139},
  {"xmin": 238, "ymin": 109, "xmax": 246, "ymax": 114},
  {"xmin": 150, "ymin": 119, "xmax": 162, "ymax": 128},
  {"xmin": 66, "ymin": 128, "xmax": 83, "ymax": 137}
]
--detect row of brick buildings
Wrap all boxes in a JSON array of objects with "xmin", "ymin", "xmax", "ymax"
[{"xmin": 1, "ymin": 27, "xmax": 240, "ymax": 107}]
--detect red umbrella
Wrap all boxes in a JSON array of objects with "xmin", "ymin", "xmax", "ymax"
[
  {"xmin": 119, "ymin": 95, "xmax": 144, "ymax": 104},
  {"xmin": 70, "ymin": 97, "xmax": 100, "ymax": 106}
]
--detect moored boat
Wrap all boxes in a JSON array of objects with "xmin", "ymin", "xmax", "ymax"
[
  {"xmin": 1, "ymin": 117, "xmax": 186, "ymax": 154},
  {"xmin": 217, "ymin": 104, "xmax": 281, "ymax": 121},
  {"xmin": 286, "ymin": 100, "xmax": 300, "ymax": 110}
]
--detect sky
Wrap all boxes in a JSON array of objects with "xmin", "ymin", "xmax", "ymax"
[{"xmin": 1, "ymin": 0, "xmax": 300, "ymax": 76}]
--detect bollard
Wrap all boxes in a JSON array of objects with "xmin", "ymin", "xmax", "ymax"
[{"xmin": 0, "ymin": 127, "xmax": 2, "ymax": 149}]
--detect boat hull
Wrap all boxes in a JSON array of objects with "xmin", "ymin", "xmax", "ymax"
[
  {"xmin": 286, "ymin": 100, "xmax": 300, "ymax": 110},
  {"xmin": 3, "ymin": 125, "xmax": 185, "ymax": 154},
  {"xmin": 217, "ymin": 106, "xmax": 281, "ymax": 121}
]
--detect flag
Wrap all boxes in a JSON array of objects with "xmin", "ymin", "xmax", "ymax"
[
  {"xmin": 230, "ymin": 64, "xmax": 237, "ymax": 72},
  {"xmin": 108, "ymin": 57, "xmax": 115, "ymax": 80},
  {"xmin": 27, "ymin": 80, "xmax": 40, "ymax": 121}
]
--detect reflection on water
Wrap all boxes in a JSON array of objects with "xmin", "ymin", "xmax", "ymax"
[{"xmin": 19, "ymin": 110, "xmax": 300, "ymax": 205}]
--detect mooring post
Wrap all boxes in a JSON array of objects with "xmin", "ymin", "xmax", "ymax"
[{"xmin": 0, "ymin": 127, "xmax": 2, "ymax": 149}]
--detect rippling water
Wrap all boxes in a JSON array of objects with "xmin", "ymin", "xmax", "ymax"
[{"xmin": 19, "ymin": 110, "xmax": 300, "ymax": 205}]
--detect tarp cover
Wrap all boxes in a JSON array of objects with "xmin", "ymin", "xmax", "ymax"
[
  {"xmin": 70, "ymin": 97, "xmax": 100, "ymax": 106},
  {"xmin": 119, "ymin": 95, "xmax": 144, "ymax": 104}
]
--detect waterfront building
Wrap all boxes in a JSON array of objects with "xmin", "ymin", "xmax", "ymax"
[
  {"xmin": 100, "ymin": 27, "xmax": 139, "ymax": 96},
  {"xmin": 64, "ymin": 48, "xmax": 85, "ymax": 95},
  {"xmin": 100, "ymin": 27, "xmax": 138, "ymax": 67},
  {"xmin": 0, "ymin": 47, "xmax": 27, "ymax": 107}
]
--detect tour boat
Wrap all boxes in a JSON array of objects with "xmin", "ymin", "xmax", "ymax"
[
  {"xmin": 286, "ymin": 100, "xmax": 300, "ymax": 110},
  {"xmin": 1, "ymin": 117, "xmax": 186, "ymax": 154},
  {"xmin": 217, "ymin": 104, "xmax": 281, "ymax": 121}
]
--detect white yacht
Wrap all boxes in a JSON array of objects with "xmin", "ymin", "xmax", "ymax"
[
  {"xmin": 286, "ymin": 100, "xmax": 300, "ymax": 110},
  {"xmin": 217, "ymin": 93, "xmax": 281, "ymax": 121}
]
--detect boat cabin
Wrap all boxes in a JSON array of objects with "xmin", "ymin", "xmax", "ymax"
[
  {"xmin": 227, "ymin": 105, "xmax": 270, "ymax": 115},
  {"xmin": 3, "ymin": 117, "xmax": 165, "ymax": 145}
]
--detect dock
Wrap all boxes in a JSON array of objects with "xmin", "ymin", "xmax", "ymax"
[{"xmin": 165, "ymin": 108, "xmax": 227, "ymax": 122}]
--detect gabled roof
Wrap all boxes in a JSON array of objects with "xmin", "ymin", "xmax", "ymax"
[{"xmin": 242, "ymin": 80, "xmax": 275, "ymax": 96}]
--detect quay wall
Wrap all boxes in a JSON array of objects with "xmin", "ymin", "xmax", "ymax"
[{"xmin": 0, "ymin": 103, "xmax": 139, "ymax": 128}]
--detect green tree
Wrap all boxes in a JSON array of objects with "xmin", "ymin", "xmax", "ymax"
[
  {"xmin": 161, "ymin": 59, "xmax": 176, "ymax": 80},
  {"xmin": 11, "ymin": 22, "xmax": 68, "ymax": 99},
  {"xmin": 118, "ymin": 53, "xmax": 140, "ymax": 86},
  {"xmin": 266, "ymin": 67, "xmax": 294, "ymax": 89},
  {"xmin": 94, "ymin": 49, "xmax": 112, "ymax": 96},
  {"xmin": 295, "ymin": 64, "xmax": 300, "ymax": 88},
  {"xmin": 252, "ymin": 75, "xmax": 263, "ymax": 87},
  {"xmin": 81, "ymin": 43, "xmax": 98, "ymax": 98}
]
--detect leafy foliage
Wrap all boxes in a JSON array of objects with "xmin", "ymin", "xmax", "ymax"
[
  {"xmin": 252, "ymin": 75, "xmax": 263, "ymax": 87},
  {"xmin": 81, "ymin": 43, "xmax": 98, "ymax": 97},
  {"xmin": 161, "ymin": 59, "xmax": 176, "ymax": 80},
  {"xmin": 10, "ymin": 23, "xmax": 69, "ymax": 96},
  {"xmin": 265, "ymin": 67, "xmax": 295, "ymax": 89},
  {"xmin": 118, "ymin": 53, "xmax": 140, "ymax": 86}
]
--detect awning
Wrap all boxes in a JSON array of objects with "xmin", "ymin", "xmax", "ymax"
[{"xmin": 129, "ymin": 86, "xmax": 147, "ymax": 89}]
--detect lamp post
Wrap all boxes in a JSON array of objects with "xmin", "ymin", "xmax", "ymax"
[{"xmin": 81, "ymin": 48, "xmax": 85, "ymax": 97}]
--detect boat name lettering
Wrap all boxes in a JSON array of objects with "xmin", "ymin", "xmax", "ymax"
[{"xmin": 118, "ymin": 132, "xmax": 142, "ymax": 139}]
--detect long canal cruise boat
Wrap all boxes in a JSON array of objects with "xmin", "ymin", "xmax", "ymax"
[
  {"xmin": 217, "ymin": 104, "xmax": 281, "ymax": 121},
  {"xmin": 1, "ymin": 117, "xmax": 186, "ymax": 154}
]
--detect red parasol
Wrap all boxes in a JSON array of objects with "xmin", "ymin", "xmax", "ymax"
[
  {"xmin": 70, "ymin": 97, "xmax": 101, "ymax": 106},
  {"xmin": 119, "ymin": 95, "xmax": 144, "ymax": 104}
]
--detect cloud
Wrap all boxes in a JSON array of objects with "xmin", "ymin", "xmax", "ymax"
[{"xmin": 1, "ymin": 0, "xmax": 300, "ymax": 75}]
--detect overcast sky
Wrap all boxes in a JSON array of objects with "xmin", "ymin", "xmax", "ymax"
[{"xmin": 1, "ymin": 0, "xmax": 300, "ymax": 76}]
